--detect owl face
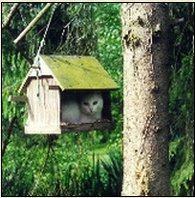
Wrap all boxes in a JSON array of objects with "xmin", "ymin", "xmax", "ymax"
[{"xmin": 80, "ymin": 93, "xmax": 103, "ymax": 115}]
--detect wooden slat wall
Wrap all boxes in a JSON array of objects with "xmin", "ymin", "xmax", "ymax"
[{"xmin": 25, "ymin": 77, "xmax": 61, "ymax": 134}]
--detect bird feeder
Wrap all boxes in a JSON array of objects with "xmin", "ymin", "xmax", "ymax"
[{"xmin": 14, "ymin": 55, "xmax": 118, "ymax": 134}]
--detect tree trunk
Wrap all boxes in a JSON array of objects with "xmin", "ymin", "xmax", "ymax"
[{"xmin": 121, "ymin": 3, "xmax": 170, "ymax": 196}]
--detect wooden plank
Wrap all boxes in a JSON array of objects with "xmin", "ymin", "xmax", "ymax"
[
  {"xmin": 25, "ymin": 126, "xmax": 61, "ymax": 134},
  {"xmin": 24, "ymin": 77, "xmax": 61, "ymax": 134},
  {"xmin": 46, "ymin": 78, "xmax": 60, "ymax": 128},
  {"xmin": 60, "ymin": 119, "xmax": 115, "ymax": 132}
]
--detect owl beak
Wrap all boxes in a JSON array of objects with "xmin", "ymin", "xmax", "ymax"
[{"xmin": 89, "ymin": 107, "xmax": 93, "ymax": 113}]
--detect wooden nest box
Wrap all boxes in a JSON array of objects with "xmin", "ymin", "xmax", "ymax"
[{"xmin": 17, "ymin": 55, "xmax": 118, "ymax": 134}]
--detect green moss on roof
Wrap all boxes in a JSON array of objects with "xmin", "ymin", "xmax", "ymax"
[{"xmin": 40, "ymin": 55, "xmax": 118, "ymax": 90}]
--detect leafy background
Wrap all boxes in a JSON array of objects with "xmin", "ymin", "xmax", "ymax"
[{"xmin": 1, "ymin": 3, "xmax": 194, "ymax": 196}]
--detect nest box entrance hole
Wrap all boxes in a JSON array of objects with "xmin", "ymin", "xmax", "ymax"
[{"xmin": 60, "ymin": 90, "xmax": 114, "ymax": 131}]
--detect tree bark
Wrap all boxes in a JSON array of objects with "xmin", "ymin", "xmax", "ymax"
[{"xmin": 121, "ymin": 3, "xmax": 170, "ymax": 196}]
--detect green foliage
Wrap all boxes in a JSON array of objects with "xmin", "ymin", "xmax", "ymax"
[
  {"xmin": 169, "ymin": 53, "xmax": 194, "ymax": 196},
  {"xmin": 2, "ymin": 133, "xmax": 122, "ymax": 196},
  {"xmin": 168, "ymin": 3, "xmax": 194, "ymax": 196},
  {"xmin": 2, "ymin": 51, "xmax": 27, "ymax": 137}
]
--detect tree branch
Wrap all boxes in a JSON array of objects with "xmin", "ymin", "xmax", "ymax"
[
  {"xmin": 2, "ymin": 116, "xmax": 17, "ymax": 158},
  {"xmin": 13, "ymin": 3, "xmax": 53, "ymax": 45},
  {"xmin": 171, "ymin": 17, "xmax": 185, "ymax": 26},
  {"xmin": 2, "ymin": 3, "xmax": 20, "ymax": 29}
]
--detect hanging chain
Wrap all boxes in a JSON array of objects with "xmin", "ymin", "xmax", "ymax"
[
  {"xmin": 33, "ymin": 3, "xmax": 58, "ymax": 97},
  {"xmin": 36, "ymin": 4, "xmax": 57, "ymax": 60},
  {"xmin": 33, "ymin": 3, "xmax": 57, "ymax": 67}
]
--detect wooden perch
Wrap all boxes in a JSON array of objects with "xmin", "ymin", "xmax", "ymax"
[
  {"xmin": 9, "ymin": 95, "xmax": 28, "ymax": 102},
  {"xmin": 2, "ymin": 3, "xmax": 20, "ymax": 29},
  {"xmin": 13, "ymin": 3, "xmax": 53, "ymax": 45},
  {"xmin": 61, "ymin": 119, "xmax": 115, "ymax": 132}
]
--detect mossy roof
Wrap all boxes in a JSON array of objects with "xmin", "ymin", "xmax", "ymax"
[{"xmin": 19, "ymin": 55, "xmax": 118, "ymax": 92}]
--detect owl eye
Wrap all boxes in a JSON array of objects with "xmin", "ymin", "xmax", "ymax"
[
  {"xmin": 83, "ymin": 102, "xmax": 88, "ymax": 106},
  {"xmin": 93, "ymin": 101, "xmax": 98, "ymax": 105}
]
